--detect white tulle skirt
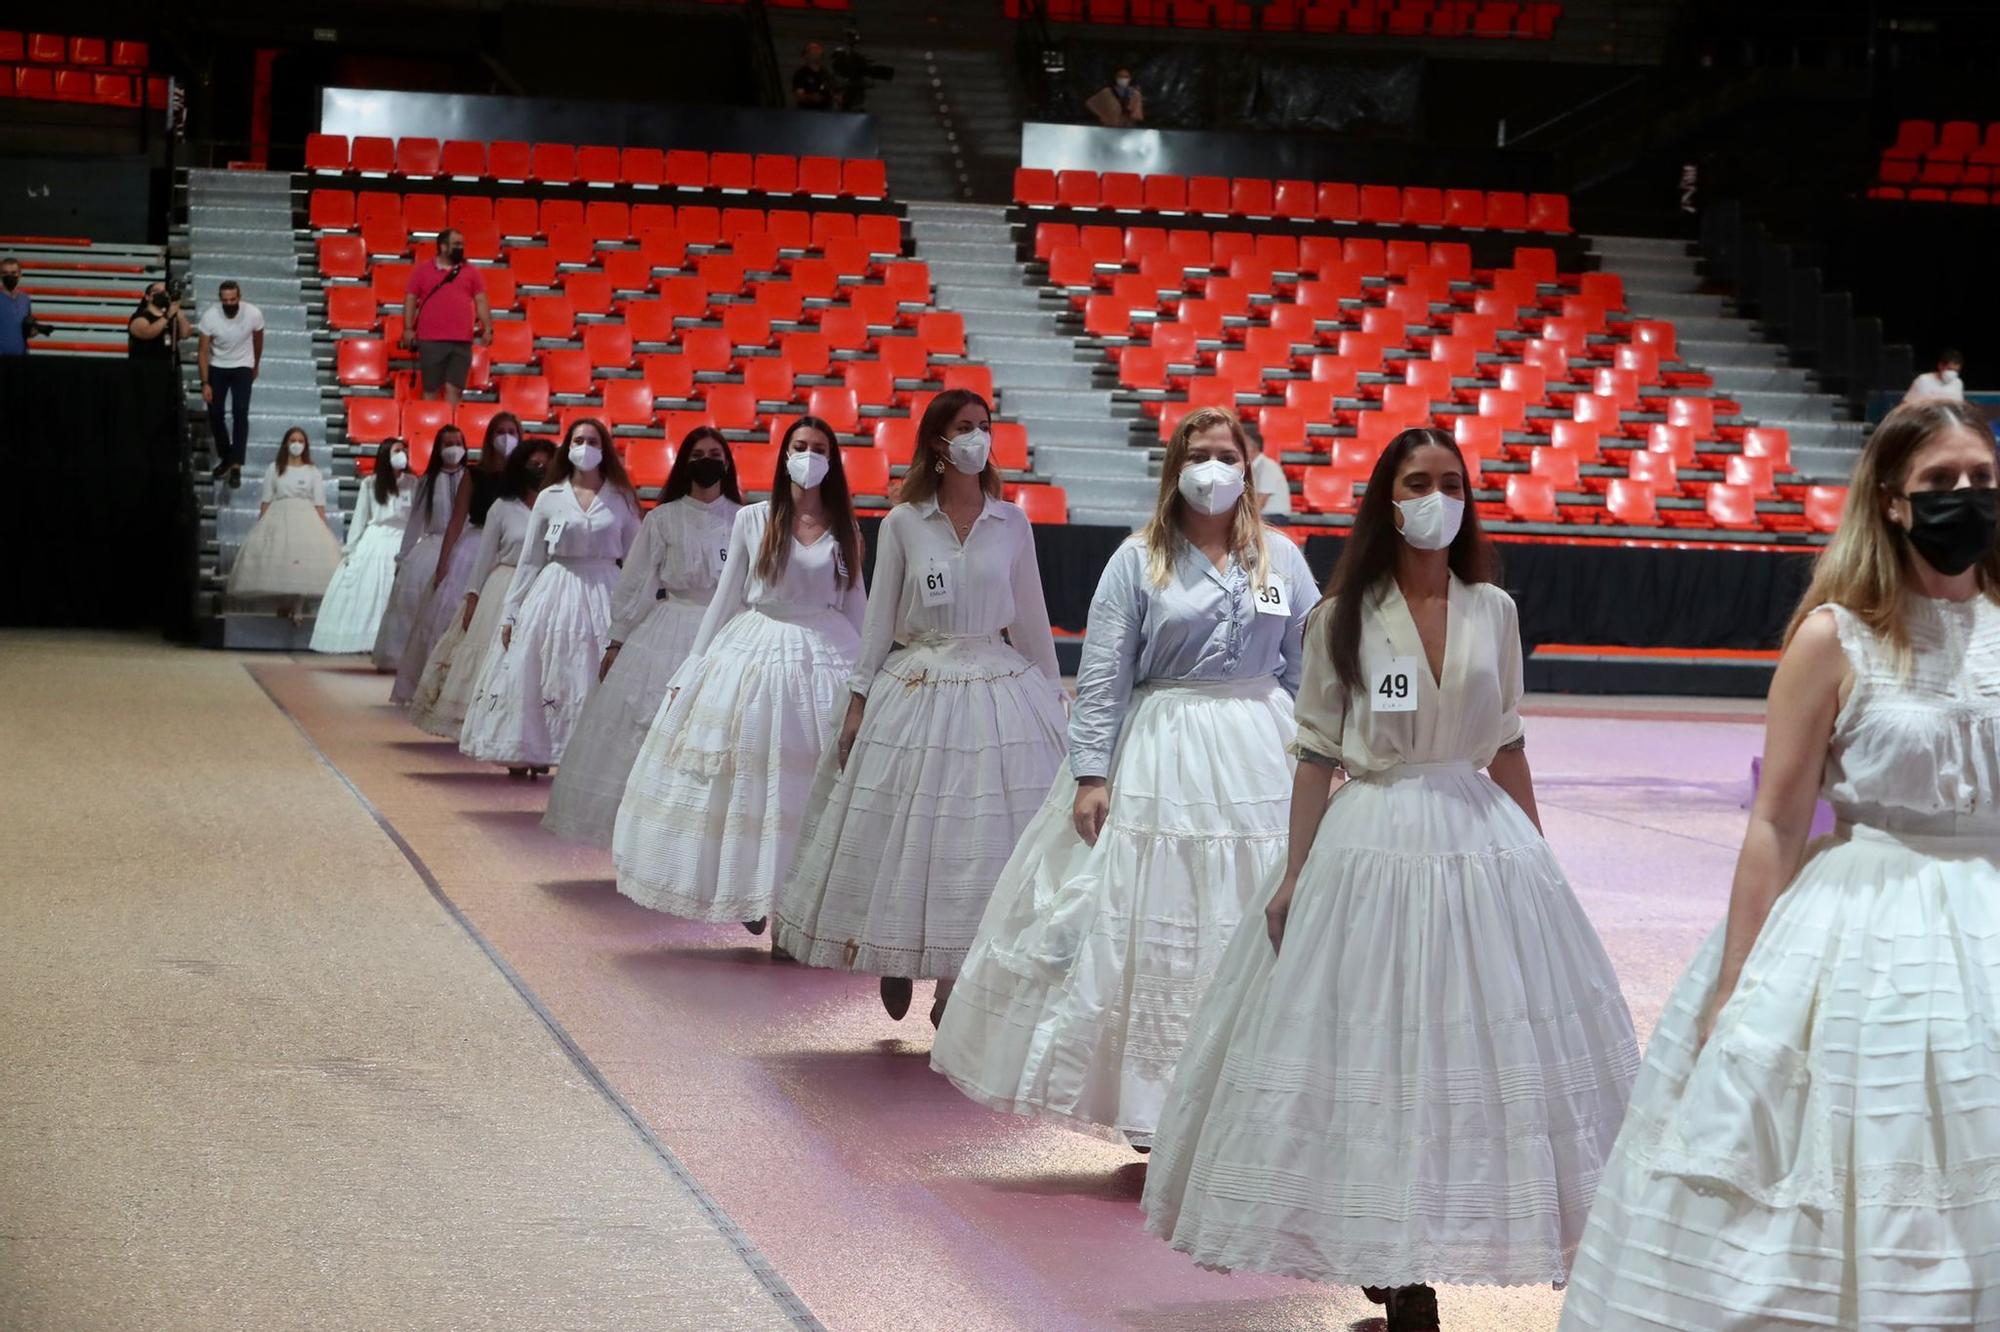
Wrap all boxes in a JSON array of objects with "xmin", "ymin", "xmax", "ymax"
[
  {"xmin": 458, "ymin": 557, "xmax": 618, "ymax": 767},
  {"xmin": 392, "ymin": 532, "xmax": 480, "ymax": 705},
  {"xmin": 225, "ymin": 497, "xmax": 342, "ymax": 603},
  {"xmin": 772, "ymin": 634, "xmax": 1068, "ymax": 979},
  {"xmin": 1559, "ymin": 822, "xmax": 2000, "ymax": 1330},
  {"xmin": 542, "ymin": 595, "xmax": 709, "ymax": 846},
  {"xmin": 930, "ymin": 678, "xmax": 1295, "ymax": 1137},
  {"xmin": 612, "ymin": 607, "xmax": 859, "ymax": 924},
  {"xmin": 1141, "ymin": 758, "xmax": 1640, "ymax": 1290},
  {"xmin": 409, "ymin": 563, "xmax": 512, "ymax": 740},
  {"xmin": 310, "ymin": 520, "xmax": 403, "ymax": 654},
  {"xmin": 372, "ymin": 533, "xmax": 441, "ymax": 671}
]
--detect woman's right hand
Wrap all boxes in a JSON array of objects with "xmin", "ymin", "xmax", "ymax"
[
  {"xmin": 599, "ymin": 643, "xmax": 621, "ymax": 682},
  {"xmin": 1071, "ymin": 780, "xmax": 1110, "ymax": 846},
  {"xmin": 460, "ymin": 594, "xmax": 478, "ymax": 633},
  {"xmin": 836, "ymin": 695, "xmax": 866, "ymax": 770},
  {"xmin": 1265, "ymin": 876, "xmax": 1298, "ymax": 955},
  {"xmin": 1694, "ymin": 975, "xmax": 1739, "ymax": 1054},
  {"xmin": 500, "ymin": 625, "xmax": 512, "ymax": 650}
]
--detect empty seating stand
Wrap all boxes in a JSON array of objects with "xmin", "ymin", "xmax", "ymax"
[
  {"xmin": 1003, "ymin": 0, "xmax": 1562, "ymax": 38},
  {"xmin": 0, "ymin": 29, "xmax": 164, "ymax": 108},
  {"xmin": 1871, "ymin": 118, "xmax": 2000, "ymax": 204}
]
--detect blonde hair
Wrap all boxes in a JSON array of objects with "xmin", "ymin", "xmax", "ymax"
[
  {"xmin": 1141, "ymin": 406, "xmax": 1271, "ymax": 588},
  {"xmin": 1787, "ymin": 399, "xmax": 2000, "ymax": 658}
]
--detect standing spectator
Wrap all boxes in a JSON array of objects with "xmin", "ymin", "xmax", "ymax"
[
  {"xmin": 128, "ymin": 280, "xmax": 192, "ymax": 361},
  {"xmin": 1245, "ymin": 430, "xmax": 1294, "ymax": 516},
  {"xmin": 1086, "ymin": 68, "xmax": 1145, "ymax": 128},
  {"xmin": 197, "ymin": 280, "xmax": 265, "ymax": 488},
  {"xmin": 1904, "ymin": 347, "xmax": 1967, "ymax": 404},
  {"xmin": 0, "ymin": 256, "xmax": 34, "ymax": 358},
  {"xmin": 794, "ymin": 42, "xmax": 836, "ymax": 110},
  {"xmin": 401, "ymin": 229, "xmax": 490, "ymax": 409}
]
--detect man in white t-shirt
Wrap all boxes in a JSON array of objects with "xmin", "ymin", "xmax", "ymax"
[
  {"xmin": 1246, "ymin": 431, "xmax": 1294, "ymax": 516},
  {"xmin": 1904, "ymin": 347, "xmax": 1966, "ymax": 405},
  {"xmin": 196, "ymin": 280, "xmax": 265, "ymax": 488}
]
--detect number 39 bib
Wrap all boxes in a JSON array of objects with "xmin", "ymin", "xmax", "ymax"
[{"xmin": 1373, "ymin": 655, "xmax": 1421, "ymax": 712}]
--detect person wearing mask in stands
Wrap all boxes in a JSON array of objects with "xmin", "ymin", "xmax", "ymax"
[
  {"xmin": 127, "ymin": 280, "xmax": 192, "ymax": 361},
  {"xmin": 1246, "ymin": 428, "xmax": 1294, "ymax": 517},
  {"xmin": 794, "ymin": 41, "xmax": 836, "ymax": 110},
  {"xmin": 1905, "ymin": 347, "xmax": 1967, "ymax": 405},
  {"xmin": 197, "ymin": 280, "xmax": 265, "ymax": 489},
  {"xmin": 1086, "ymin": 68, "xmax": 1145, "ymax": 128},
  {"xmin": 0, "ymin": 256, "xmax": 34, "ymax": 359},
  {"xmin": 401, "ymin": 228, "xmax": 490, "ymax": 409}
]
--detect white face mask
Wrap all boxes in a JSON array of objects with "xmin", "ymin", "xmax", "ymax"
[
  {"xmin": 1177, "ymin": 458, "xmax": 1246, "ymax": 515},
  {"xmin": 568, "ymin": 442, "xmax": 603, "ymax": 472},
  {"xmin": 1395, "ymin": 492, "xmax": 1465, "ymax": 551},
  {"xmin": 390, "ymin": 450, "xmax": 409, "ymax": 472},
  {"xmin": 1116, "ymin": 77, "xmax": 1132, "ymax": 90},
  {"xmin": 788, "ymin": 448, "xmax": 830, "ymax": 489},
  {"xmin": 1941, "ymin": 369, "xmax": 1961, "ymax": 384},
  {"xmin": 440, "ymin": 444, "xmax": 466, "ymax": 467},
  {"xmin": 493, "ymin": 432, "xmax": 519, "ymax": 457},
  {"xmin": 286, "ymin": 439, "xmax": 306, "ymax": 458},
  {"xmin": 944, "ymin": 428, "xmax": 991, "ymax": 474}
]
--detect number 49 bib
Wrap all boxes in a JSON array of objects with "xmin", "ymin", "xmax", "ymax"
[{"xmin": 1373, "ymin": 655, "xmax": 1421, "ymax": 713}]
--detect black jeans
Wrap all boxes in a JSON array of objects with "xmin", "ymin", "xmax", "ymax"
[{"xmin": 207, "ymin": 365, "xmax": 254, "ymax": 468}]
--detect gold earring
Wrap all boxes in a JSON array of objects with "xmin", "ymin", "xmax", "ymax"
[{"xmin": 934, "ymin": 457, "xmax": 946, "ymax": 474}]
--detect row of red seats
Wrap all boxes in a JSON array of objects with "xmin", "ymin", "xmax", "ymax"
[
  {"xmin": 1016, "ymin": 169, "xmax": 1571, "ymax": 231},
  {"xmin": 1015, "ymin": 0, "xmax": 1561, "ymax": 38},
  {"xmin": 1883, "ymin": 119, "xmax": 2000, "ymax": 163},
  {"xmin": 303, "ymin": 133, "xmax": 888, "ymax": 198},
  {"xmin": 0, "ymin": 32, "xmax": 149, "ymax": 66},
  {"xmin": 0, "ymin": 65, "xmax": 166, "ymax": 106},
  {"xmin": 1872, "ymin": 119, "xmax": 2000, "ymax": 199},
  {"xmin": 1290, "ymin": 424, "xmax": 1790, "ymax": 497},
  {"xmin": 1867, "ymin": 186, "xmax": 2000, "ymax": 205}
]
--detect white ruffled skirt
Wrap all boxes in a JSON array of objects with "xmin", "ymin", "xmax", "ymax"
[
  {"xmin": 372, "ymin": 533, "xmax": 441, "ymax": 671},
  {"xmin": 931, "ymin": 677, "xmax": 1295, "ymax": 1137},
  {"xmin": 1141, "ymin": 758, "xmax": 1640, "ymax": 1290},
  {"xmin": 410, "ymin": 563, "xmax": 512, "ymax": 740},
  {"xmin": 1559, "ymin": 822, "xmax": 2000, "ymax": 1330},
  {"xmin": 392, "ymin": 531, "xmax": 480, "ymax": 705},
  {"xmin": 310, "ymin": 520, "xmax": 403, "ymax": 653},
  {"xmin": 225, "ymin": 497, "xmax": 342, "ymax": 603},
  {"xmin": 772, "ymin": 634, "xmax": 1068, "ymax": 979},
  {"xmin": 542, "ymin": 595, "xmax": 709, "ymax": 846},
  {"xmin": 458, "ymin": 557, "xmax": 618, "ymax": 767},
  {"xmin": 612, "ymin": 607, "xmax": 859, "ymax": 924}
]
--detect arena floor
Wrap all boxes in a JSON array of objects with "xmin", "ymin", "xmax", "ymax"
[{"xmin": 1, "ymin": 632, "xmax": 1765, "ymax": 1331}]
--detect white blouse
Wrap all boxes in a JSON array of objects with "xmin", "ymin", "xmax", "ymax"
[
  {"xmin": 467, "ymin": 496, "xmax": 532, "ymax": 591},
  {"xmin": 260, "ymin": 462, "xmax": 325, "ymax": 506},
  {"xmin": 685, "ymin": 500, "xmax": 867, "ymax": 660},
  {"xmin": 1253, "ymin": 453, "xmax": 1294, "ymax": 516},
  {"xmin": 344, "ymin": 473, "xmax": 419, "ymax": 552},
  {"xmin": 850, "ymin": 496, "xmax": 1061, "ymax": 696},
  {"xmin": 397, "ymin": 467, "xmax": 465, "ymax": 562},
  {"xmin": 1291, "ymin": 574, "xmax": 1526, "ymax": 776},
  {"xmin": 501, "ymin": 481, "xmax": 642, "ymax": 626},
  {"xmin": 609, "ymin": 494, "xmax": 742, "ymax": 642}
]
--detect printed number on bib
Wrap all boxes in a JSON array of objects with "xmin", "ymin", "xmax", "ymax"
[
  {"xmin": 920, "ymin": 560, "xmax": 955, "ymax": 608},
  {"xmin": 543, "ymin": 519, "xmax": 568, "ymax": 553},
  {"xmin": 1373, "ymin": 655, "xmax": 1420, "ymax": 713},
  {"xmin": 1253, "ymin": 579, "xmax": 1290, "ymax": 617}
]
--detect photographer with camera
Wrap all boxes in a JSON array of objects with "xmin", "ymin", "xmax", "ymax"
[
  {"xmin": 828, "ymin": 30, "xmax": 893, "ymax": 112},
  {"xmin": 0, "ymin": 256, "xmax": 46, "ymax": 358},
  {"xmin": 794, "ymin": 42, "xmax": 836, "ymax": 110},
  {"xmin": 402, "ymin": 228, "xmax": 490, "ymax": 409},
  {"xmin": 129, "ymin": 280, "xmax": 193, "ymax": 361}
]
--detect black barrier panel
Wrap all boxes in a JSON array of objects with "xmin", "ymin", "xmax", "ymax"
[
  {"xmin": 0, "ymin": 153, "xmax": 156, "ymax": 243},
  {"xmin": 1021, "ymin": 122, "xmax": 1553, "ymax": 192},
  {"xmin": 319, "ymin": 88, "xmax": 879, "ymax": 160}
]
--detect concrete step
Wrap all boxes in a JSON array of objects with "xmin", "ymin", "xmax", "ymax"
[
  {"xmin": 912, "ymin": 229, "xmax": 1014, "ymax": 253},
  {"xmin": 1590, "ymin": 234, "xmax": 1696, "ymax": 258},
  {"xmin": 189, "ymin": 226, "xmax": 301, "ymax": 257},
  {"xmin": 181, "ymin": 299, "xmax": 310, "ymax": 332},
  {"xmin": 1004, "ymin": 386, "xmax": 1117, "ymax": 421},
  {"xmin": 1658, "ymin": 314, "xmax": 1765, "ymax": 343},
  {"xmin": 1627, "ymin": 291, "xmax": 1736, "ymax": 320},
  {"xmin": 1032, "ymin": 442, "xmax": 1156, "ymax": 479},
  {"xmin": 1731, "ymin": 390, "xmax": 1838, "ymax": 422},
  {"xmin": 958, "ymin": 308, "xmax": 1061, "ymax": 339},
  {"xmin": 1013, "ymin": 415, "xmax": 1133, "ymax": 449},
  {"xmin": 906, "ymin": 202, "xmax": 1011, "ymax": 223},
  {"xmin": 936, "ymin": 284, "xmax": 1047, "ymax": 316},
  {"xmin": 928, "ymin": 258, "xmax": 1028, "ymax": 289},
  {"xmin": 1705, "ymin": 364, "xmax": 1820, "ymax": 394},
  {"xmin": 189, "ymin": 412, "xmax": 332, "ymax": 446},
  {"xmin": 1678, "ymin": 337, "xmax": 1787, "ymax": 369},
  {"xmin": 1070, "ymin": 502, "xmax": 1153, "ymax": 528},
  {"xmin": 194, "ymin": 253, "xmax": 304, "ymax": 281},
  {"xmin": 968, "ymin": 329, "xmax": 1078, "ymax": 362},
  {"xmin": 989, "ymin": 359, "xmax": 1098, "ymax": 391}
]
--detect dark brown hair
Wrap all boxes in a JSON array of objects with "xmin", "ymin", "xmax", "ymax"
[
  {"xmin": 415, "ymin": 424, "xmax": 467, "ymax": 516},
  {"xmin": 477, "ymin": 410, "xmax": 521, "ymax": 474},
  {"xmin": 274, "ymin": 425, "xmax": 313, "ymax": 476},
  {"xmin": 496, "ymin": 435, "xmax": 558, "ymax": 503},
  {"xmin": 369, "ymin": 437, "xmax": 403, "ymax": 506},
  {"xmin": 758, "ymin": 415, "xmax": 860, "ymax": 588},
  {"xmin": 663, "ymin": 425, "xmax": 744, "ymax": 504},
  {"xmin": 897, "ymin": 388, "xmax": 1001, "ymax": 505},
  {"xmin": 546, "ymin": 417, "xmax": 639, "ymax": 505}
]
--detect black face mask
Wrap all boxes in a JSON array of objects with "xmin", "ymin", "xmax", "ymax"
[
  {"xmin": 526, "ymin": 464, "xmax": 548, "ymax": 483},
  {"xmin": 687, "ymin": 457, "xmax": 728, "ymax": 488},
  {"xmin": 221, "ymin": 302, "xmax": 240, "ymax": 318},
  {"xmin": 1, "ymin": 274, "xmax": 17, "ymax": 291},
  {"xmin": 1900, "ymin": 488, "xmax": 2000, "ymax": 576},
  {"xmin": 447, "ymin": 246, "xmax": 466, "ymax": 264},
  {"xmin": 149, "ymin": 292, "xmax": 169, "ymax": 310}
]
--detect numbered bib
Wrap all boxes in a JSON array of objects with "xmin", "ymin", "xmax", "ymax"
[
  {"xmin": 1372, "ymin": 655, "xmax": 1421, "ymax": 713},
  {"xmin": 543, "ymin": 519, "xmax": 568, "ymax": 553},
  {"xmin": 919, "ymin": 558, "xmax": 955, "ymax": 608},
  {"xmin": 1252, "ymin": 578, "xmax": 1291, "ymax": 617}
]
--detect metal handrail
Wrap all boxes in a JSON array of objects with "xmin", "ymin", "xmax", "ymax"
[{"xmin": 1498, "ymin": 71, "xmax": 1649, "ymax": 147}]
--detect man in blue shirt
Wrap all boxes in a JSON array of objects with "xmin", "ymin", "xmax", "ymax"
[{"xmin": 0, "ymin": 256, "xmax": 33, "ymax": 357}]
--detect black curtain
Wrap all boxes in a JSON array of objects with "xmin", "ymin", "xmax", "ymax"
[{"xmin": 0, "ymin": 356, "xmax": 193, "ymax": 633}]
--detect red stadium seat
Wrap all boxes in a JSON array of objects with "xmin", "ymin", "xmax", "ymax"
[
  {"xmin": 1477, "ymin": 388, "xmax": 1527, "ymax": 434},
  {"xmin": 351, "ymin": 136, "xmax": 396, "ymax": 174},
  {"xmin": 397, "ymin": 137, "xmax": 440, "ymax": 177},
  {"xmin": 1358, "ymin": 185, "xmax": 1401, "ymax": 224},
  {"xmin": 336, "ymin": 338, "xmax": 389, "ymax": 388},
  {"xmin": 1188, "ymin": 176, "xmax": 1231, "ymax": 213},
  {"xmin": 1666, "ymin": 396, "xmax": 1716, "ymax": 438},
  {"xmin": 857, "ymin": 214, "xmax": 902, "ymax": 257},
  {"xmin": 1706, "ymin": 482, "xmax": 1759, "ymax": 530},
  {"xmin": 665, "ymin": 149, "xmax": 709, "ymax": 189},
  {"xmin": 1402, "ymin": 187, "xmax": 1445, "ymax": 226},
  {"xmin": 1317, "ymin": 182, "xmax": 1360, "ymax": 223},
  {"xmin": 1452, "ymin": 414, "xmax": 1503, "ymax": 461},
  {"xmin": 345, "ymin": 397, "xmax": 399, "ymax": 444},
  {"xmin": 305, "ymin": 133, "xmax": 349, "ymax": 173},
  {"xmin": 1404, "ymin": 359, "xmax": 1454, "ymax": 402},
  {"xmin": 524, "ymin": 295, "xmax": 576, "ymax": 341},
  {"xmin": 1011, "ymin": 485, "xmax": 1069, "ymax": 524},
  {"xmin": 755, "ymin": 154, "xmax": 798, "ymax": 195},
  {"xmin": 1302, "ymin": 468, "xmax": 1362, "ymax": 514},
  {"xmin": 743, "ymin": 357, "xmax": 795, "ymax": 405},
  {"xmin": 403, "ymin": 400, "xmax": 453, "ymax": 448},
  {"xmin": 809, "ymin": 386, "xmax": 861, "ymax": 434},
  {"xmin": 1804, "ymin": 485, "xmax": 1846, "ymax": 533},
  {"xmin": 489, "ymin": 320, "xmax": 535, "ymax": 365},
  {"xmin": 710, "ymin": 152, "xmax": 754, "ymax": 191},
  {"xmin": 1627, "ymin": 449, "xmax": 1679, "ymax": 494},
  {"xmin": 1498, "ymin": 363, "xmax": 1547, "ymax": 404},
  {"xmin": 583, "ymin": 323, "xmax": 634, "ymax": 369},
  {"xmin": 1485, "ymin": 192, "xmax": 1528, "ymax": 229},
  {"xmin": 1572, "ymin": 393, "xmax": 1621, "ymax": 432},
  {"xmin": 602, "ymin": 379, "xmax": 657, "ymax": 429},
  {"xmin": 1015, "ymin": 168, "xmax": 1058, "ymax": 206},
  {"xmin": 799, "ymin": 156, "xmax": 843, "ymax": 195},
  {"xmin": 1058, "ymin": 169, "xmax": 1101, "ymax": 208},
  {"xmin": 1505, "ymin": 474, "xmax": 1559, "ymax": 522},
  {"xmin": 1725, "ymin": 454, "xmax": 1777, "ymax": 499},
  {"xmin": 1742, "ymin": 426, "xmax": 1792, "ymax": 472},
  {"xmin": 1629, "ymin": 321, "xmax": 1678, "ymax": 360},
  {"xmin": 325, "ymin": 286, "xmax": 379, "ymax": 331},
  {"xmin": 707, "ymin": 384, "xmax": 759, "ymax": 431},
  {"xmin": 624, "ymin": 437, "xmax": 675, "ymax": 488},
  {"xmin": 1530, "ymin": 446, "xmax": 1581, "ymax": 490},
  {"xmin": 843, "ymin": 160, "xmax": 888, "ymax": 199},
  {"xmin": 317, "ymin": 235, "xmax": 368, "ymax": 280},
  {"xmin": 1231, "ymin": 178, "xmax": 1275, "ymax": 217},
  {"xmin": 112, "ymin": 39, "xmax": 149, "ymax": 68},
  {"xmin": 439, "ymin": 140, "xmax": 486, "ymax": 178},
  {"xmin": 1550, "ymin": 419, "xmax": 1601, "ymax": 459},
  {"xmin": 1444, "ymin": 189, "xmax": 1486, "ymax": 228},
  {"xmin": 1526, "ymin": 194, "xmax": 1571, "ymax": 231},
  {"xmin": 874, "ymin": 417, "xmax": 917, "ymax": 464},
  {"xmin": 642, "ymin": 355, "xmax": 695, "ymax": 400},
  {"xmin": 309, "ymin": 189, "xmax": 355, "ymax": 231},
  {"xmin": 1145, "ymin": 174, "xmax": 1189, "ymax": 212},
  {"xmin": 1605, "ymin": 477, "xmax": 1660, "ymax": 526}
]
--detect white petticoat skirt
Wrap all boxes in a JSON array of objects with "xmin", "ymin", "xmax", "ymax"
[
  {"xmin": 542, "ymin": 595, "xmax": 709, "ymax": 846},
  {"xmin": 310, "ymin": 520, "xmax": 402, "ymax": 654},
  {"xmin": 392, "ymin": 530, "xmax": 481, "ymax": 705},
  {"xmin": 1559, "ymin": 822, "xmax": 2000, "ymax": 1330},
  {"xmin": 409, "ymin": 563, "xmax": 513, "ymax": 740},
  {"xmin": 612, "ymin": 606, "xmax": 859, "ymax": 924},
  {"xmin": 372, "ymin": 533, "xmax": 441, "ymax": 671},
  {"xmin": 1141, "ymin": 758, "xmax": 1640, "ymax": 1290},
  {"xmin": 772, "ymin": 633, "xmax": 1068, "ymax": 979},
  {"xmin": 929, "ymin": 677, "xmax": 1295, "ymax": 1137},
  {"xmin": 458, "ymin": 557, "xmax": 618, "ymax": 767},
  {"xmin": 225, "ymin": 497, "xmax": 342, "ymax": 603}
]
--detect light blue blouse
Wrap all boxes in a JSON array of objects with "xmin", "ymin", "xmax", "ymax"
[{"xmin": 1067, "ymin": 533, "xmax": 1319, "ymax": 778}]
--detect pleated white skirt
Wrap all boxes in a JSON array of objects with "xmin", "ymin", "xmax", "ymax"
[
  {"xmin": 310, "ymin": 521, "xmax": 402, "ymax": 654},
  {"xmin": 1559, "ymin": 823, "xmax": 2000, "ymax": 1330},
  {"xmin": 458, "ymin": 558, "xmax": 618, "ymax": 767},
  {"xmin": 225, "ymin": 497, "xmax": 342, "ymax": 602},
  {"xmin": 772, "ymin": 634, "xmax": 1068, "ymax": 979},
  {"xmin": 392, "ymin": 532, "xmax": 480, "ymax": 705},
  {"xmin": 612, "ymin": 607, "xmax": 858, "ymax": 924},
  {"xmin": 411, "ymin": 564, "xmax": 513, "ymax": 740},
  {"xmin": 930, "ymin": 678, "xmax": 1295, "ymax": 1139},
  {"xmin": 372, "ymin": 533, "xmax": 441, "ymax": 671},
  {"xmin": 1141, "ymin": 759, "xmax": 1640, "ymax": 1289},
  {"xmin": 542, "ymin": 595, "xmax": 709, "ymax": 846}
]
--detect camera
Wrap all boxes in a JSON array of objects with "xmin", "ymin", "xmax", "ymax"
[{"xmin": 830, "ymin": 28, "xmax": 894, "ymax": 111}]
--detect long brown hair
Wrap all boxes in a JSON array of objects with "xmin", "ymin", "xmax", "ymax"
[
  {"xmin": 663, "ymin": 425, "xmax": 744, "ymax": 504},
  {"xmin": 1140, "ymin": 406, "xmax": 1270, "ymax": 588},
  {"xmin": 1786, "ymin": 399, "xmax": 2000, "ymax": 656},
  {"xmin": 1323, "ymin": 426, "xmax": 1500, "ymax": 694},
  {"xmin": 896, "ymin": 388, "xmax": 1002, "ymax": 506},
  {"xmin": 477, "ymin": 410, "xmax": 521, "ymax": 473},
  {"xmin": 274, "ymin": 425, "xmax": 313, "ymax": 476},
  {"xmin": 546, "ymin": 417, "xmax": 639, "ymax": 505},
  {"xmin": 369, "ymin": 437, "xmax": 403, "ymax": 505},
  {"xmin": 758, "ymin": 415, "xmax": 860, "ymax": 588},
  {"xmin": 415, "ymin": 423, "xmax": 466, "ymax": 516}
]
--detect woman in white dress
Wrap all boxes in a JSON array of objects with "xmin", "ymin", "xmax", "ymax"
[
  {"xmin": 542, "ymin": 426, "xmax": 743, "ymax": 845},
  {"xmin": 372, "ymin": 431, "xmax": 468, "ymax": 671},
  {"xmin": 1141, "ymin": 426, "xmax": 1639, "ymax": 1331},
  {"xmin": 405, "ymin": 414, "xmax": 525, "ymax": 719},
  {"xmin": 460, "ymin": 418, "xmax": 641, "ymax": 776},
  {"xmin": 613, "ymin": 416, "xmax": 866, "ymax": 929},
  {"xmin": 931, "ymin": 405, "xmax": 1316, "ymax": 1128},
  {"xmin": 775, "ymin": 390, "xmax": 1068, "ymax": 1023},
  {"xmin": 1560, "ymin": 400, "xmax": 2000, "ymax": 1331},
  {"xmin": 311, "ymin": 438, "xmax": 418, "ymax": 653},
  {"xmin": 225, "ymin": 426, "xmax": 344, "ymax": 620},
  {"xmin": 410, "ymin": 436, "xmax": 555, "ymax": 740}
]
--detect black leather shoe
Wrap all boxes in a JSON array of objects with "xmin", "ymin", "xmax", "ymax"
[
  {"xmin": 1384, "ymin": 1285, "xmax": 1439, "ymax": 1331},
  {"xmin": 744, "ymin": 917, "xmax": 767, "ymax": 936},
  {"xmin": 880, "ymin": 976, "xmax": 912, "ymax": 1021}
]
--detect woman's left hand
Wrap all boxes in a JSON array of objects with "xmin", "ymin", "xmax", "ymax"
[
  {"xmin": 1694, "ymin": 977, "xmax": 1738, "ymax": 1054},
  {"xmin": 500, "ymin": 625, "xmax": 512, "ymax": 650}
]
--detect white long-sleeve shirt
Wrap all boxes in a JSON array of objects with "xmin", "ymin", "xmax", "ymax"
[
  {"xmin": 397, "ymin": 467, "xmax": 465, "ymax": 563},
  {"xmin": 1252, "ymin": 452, "xmax": 1294, "ymax": 516},
  {"xmin": 500, "ymin": 481, "xmax": 642, "ymax": 627},
  {"xmin": 849, "ymin": 496, "xmax": 1061, "ymax": 697},
  {"xmin": 344, "ymin": 473, "xmax": 420, "ymax": 553},
  {"xmin": 1905, "ymin": 370, "xmax": 1967, "ymax": 404},
  {"xmin": 683, "ymin": 501, "xmax": 867, "ymax": 662},
  {"xmin": 466, "ymin": 496, "xmax": 533, "ymax": 591},
  {"xmin": 608, "ymin": 494, "xmax": 742, "ymax": 642}
]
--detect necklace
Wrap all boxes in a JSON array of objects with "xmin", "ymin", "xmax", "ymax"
[{"xmin": 945, "ymin": 500, "xmax": 979, "ymax": 542}]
